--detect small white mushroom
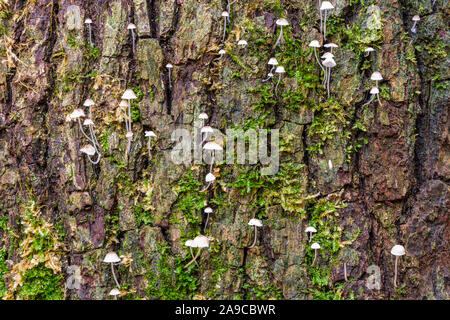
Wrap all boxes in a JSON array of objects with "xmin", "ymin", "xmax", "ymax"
[
  {"xmin": 185, "ymin": 239, "xmax": 199, "ymax": 267},
  {"xmin": 221, "ymin": 11, "xmax": 229, "ymax": 41},
  {"xmin": 166, "ymin": 63, "xmax": 173, "ymax": 88},
  {"xmin": 184, "ymin": 235, "xmax": 210, "ymax": 269},
  {"xmin": 305, "ymin": 226, "xmax": 317, "ymax": 242},
  {"xmin": 274, "ymin": 18, "xmax": 289, "ymax": 47},
  {"xmin": 363, "ymin": 87, "xmax": 382, "ymax": 107},
  {"xmin": 237, "ymin": 39, "xmax": 248, "ymax": 49},
  {"xmin": 322, "ymin": 57, "xmax": 336, "ymax": 98},
  {"xmin": 262, "ymin": 72, "xmax": 274, "ymax": 82},
  {"xmin": 201, "ymin": 172, "xmax": 216, "ymax": 192},
  {"xmin": 364, "ymin": 47, "xmax": 375, "ymax": 57},
  {"xmin": 267, "ymin": 57, "xmax": 278, "ymax": 73},
  {"xmin": 145, "ymin": 130, "xmax": 156, "ymax": 158},
  {"xmin": 215, "ymin": 49, "xmax": 226, "ymax": 61},
  {"xmin": 204, "ymin": 207, "xmax": 213, "ymax": 229},
  {"xmin": 203, "ymin": 141, "xmax": 223, "ymax": 173},
  {"xmin": 103, "ymin": 252, "xmax": 121, "ymax": 288},
  {"xmin": 391, "ymin": 245, "xmax": 405, "ymax": 287},
  {"xmin": 370, "ymin": 71, "xmax": 383, "ymax": 87},
  {"xmin": 248, "ymin": 218, "xmax": 263, "ymax": 248},
  {"xmin": 127, "ymin": 23, "xmax": 137, "ymax": 55},
  {"xmin": 274, "ymin": 65, "xmax": 285, "ymax": 94},
  {"xmin": 411, "ymin": 15, "xmax": 420, "ymax": 33},
  {"xmin": 311, "ymin": 242, "xmax": 321, "ymax": 265},
  {"xmin": 84, "ymin": 18, "xmax": 93, "ymax": 46},
  {"xmin": 109, "ymin": 288, "xmax": 120, "ymax": 300},
  {"xmin": 121, "ymin": 89, "xmax": 138, "ymax": 156},
  {"xmin": 201, "ymin": 126, "xmax": 214, "ymax": 144},
  {"xmin": 309, "ymin": 40, "xmax": 326, "ymax": 76},
  {"xmin": 320, "ymin": 1, "xmax": 334, "ymax": 40}
]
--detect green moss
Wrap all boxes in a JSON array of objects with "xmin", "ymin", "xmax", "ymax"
[
  {"xmin": 0, "ymin": 249, "xmax": 8, "ymax": 298},
  {"xmin": 16, "ymin": 264, "xmax": 63, "ymax": 300}
]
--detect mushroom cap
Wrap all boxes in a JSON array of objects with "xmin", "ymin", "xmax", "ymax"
[
  {"xmin": 275, "ymin": 66, "xmax": 285, "ymax": 73},
  {"xmin": 185, "ymin": 239, "xmax": 194, "ymax": 247},
  {"xmin": 267, "ymin": 72, "xmax": 274, "ymax": 77},
  {"xmin": 193, "ymin": 235, "xmax": 210, "ymax": 248},
  {"xmin": 122, "ymin": 89, "xmax": 137, "ymax": 100},
  {"xmin": 109, "ymin": 288, "xmax": 120, "ymax": 296},
  {"xmin": 127, "ymin": 23, "xmax": 136, "ymax": 30},
  {"xmin": 268, "ymin": 57, "xmax": 278, "ymax": 65},
  {"xmin": 84, "ymin": 18, "xmax": 92, "ymax": 24},
  {"xmin": 370, "ymin": 71, "xmax": 383, "ymax": 81},
  {"xmin": 391, "ymin": 245, "xmax": 405, "ymax": 256},
  {"xmin": 311, "ymin": 242, "xmax": 321, "ymax": 249},
  {"xmin": 412, "ymin": 15, "xmax": 420, "ymax": 21},
  {"xmin": 103, "ymin": 251, "xmax": 121, "ymax": 263},
  {"xmin": 204, "ymin": 207, "xmax": 213, "ymax": 213},
  {"xmin": 308, "ymin": 40, "xmax": 321, "ymax": 48},
  {"xmin": 119, "ymin": 100, "xmax": 128, "ymax": 107},
  {"xmin": 201, "ymin": 126, "xmax": 214, "ymax": 134},
  {"xmin": 83, "ymin": 98, "xmax": 95, "ymax": 107},
  {"xmin": 324, "ymin": 43, "xmax": 338, "ymax": 48},
  {"xmin": 238, "ymin": 40, "xmax": 248, "ymax": 46},
  {"xmin": 218, "ymin": 49, "xmax": 226, "ymax": 55},
  {"xmin": 370, "ymin": 87, "xmax": 380, "ymax": 94},
  {"xmin": 276, "ymin": 18, "xmax": 289, "ymax": 26},
  {"xmin": 328, "ymin": 159, "xmax": 333, "ymax": 169},
  {"xmin": 70, "ymin": 108, "xmax": 85, "ymax": 119},
  {"xmin": 248, "ymin": 218, "xmax": 263, "ymax": 227},
  {"xmin": 322, "ymin": 57, "xmax": 336, "ymax": 68},
  {"xmin": 205, "ymin": 173, "xmax": 216, "ymax": 182},
  {"xmin": 203, "ymin": 141, "xmax": 223, "ymax": 151},
  {"xmin": 320, "ymin": 1, "xmax": 335, "ymax": 10},
  {"xmin": 321, "ymin": 52, "xmax": 334, "ymax": 59},
  {"xmin": 305, "ymin": 226, "xmax": 317, "ymax": 233},
  {"xmin": 221, "ymin": 11, "xmax": 229, "ymax": 17},
  {"xmin": 145, "ymin": 130, "xmax": 156, "ymax": 137},
  {"xmin": 166, "ymin": 63, "xmax": 173, "ymax": 69},
  {"xmin": 126, "ymin": 131, "xmax": 133, "ymax": 138},
  {"xmin": 198, "ymin": 112, "xmax": 208, "ymax": 120},
  {"xmin": 80, "ymin": 144, "xmax": 96, "ymax": 156},
  {"xmin": 364, "ymin": 47, "xmax": 375, "ymax": 52},
  {"xmin": 83, "ymin": 119, "xmax": 94, "ymax": 126}
]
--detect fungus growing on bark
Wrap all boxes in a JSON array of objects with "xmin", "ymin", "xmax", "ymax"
[
  {"xmin": 274, "ymin": 18, "xmax": 289, "ymax": 47},
  {"xmin": 305, "ymin": 226, "xmax": 317, "ymax": 243},
  {"xmin": 185, "ymin": 240, "xmax": 199, "ymax": 267},
  {"xmin": 364, "ymin": 47, "xmax": 374, "ymax": 57},
  {"xmin": 127, "ymin": 23, "xmax": 137, "ymax": 55},
  {"xmin": 268, "ymin": 57, "xmax": 278, "ymax": 73},
  {"xmin": 221, "ymin": 11, "xmax": 229, "ymax": 41},
  {"xmin": 215, "ymin": 49, "xmax": 226, "ymax": 61},
  {"xmin": 145, "ymin": 131, "xmax": 156, "ymax": 158},
  {"xmin": 411, "ymin": 15, "xmax": 420, "ymax": 33},
  {"xmin": 109, "ymin": 288, "xmax": 120, "ymax": 300},
  {"xmin": 121, "ymin": 89, "xmax": 138, "ymax": 156},
  {"xmin": 320, "ymin": 1, "xmax": 334, "ymax": 40},
  {"xmin": 248, "ymin": 218, "xmax": 263, "ymax": 248},
  {"xmin": 238, "ymin": 39, "xmax": 248, "ymax": 49},
  {"xmin": 166, "ymin": 63, "xmax": 173, "ymax": 88},
  {"xmin": 103, "ymin": 251, "xmax": 121, "ymax": 288},
  {"xmin": 391, "ymin": 245, "xmax": 405, "ymax": 287},
  {"xmin": 309, "ymin": 40, "xmax": 326, "ymax": 76},
  {"xmin": 203, "ymin": 141, "xmax": 222, "ymax": 173},
  {"xmin": 184, "ymin": 235, "xmax": 210, "ymax": 269},
  {"xmin": 311, "ymin": 242, "xmax": 321, "ymax": 265},
  {"xmin": 204, "ymin": 207, "xmax": 213, "ymax": 229},
  {"xmin": 322, "ymin": 57, "xmax": 336, "ymax": 98},
  {"xmin": 363, "ymin": 87, "xmax": 382, "ymax": 107},
  {"xmin": 201, "ymin": 172, "xmax": 216, "ymax": 192},
  {"xmin": 274, "ymin": 65, "xmax": 285, "ymax": 93},
  {"xmin": 84, "ymin": 18, "xmax": 93, "ymax": 46},
  {"xmin": 370, "ymin": 71, "xmax": 383, "ymax": 87}
]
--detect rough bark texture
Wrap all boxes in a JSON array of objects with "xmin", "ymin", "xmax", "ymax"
[{"xmin": 0, "ymin": 0, "xmax": 448, "ymax": 300}]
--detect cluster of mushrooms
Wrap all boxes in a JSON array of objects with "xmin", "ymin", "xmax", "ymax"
[{"xmin": 74, "ymin": 1, "xmax": 422, "ymax": 298}]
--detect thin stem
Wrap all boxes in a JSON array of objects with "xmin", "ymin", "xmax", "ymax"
[
  {"xmin": 87, "ymin": 152, "xmax": 101, "ymax": 165},
  {"xmin": 275, "ymin": 74, "xmax": 282, "ymax": 94},
  {"xmin": 262, "ymin": 74, "xmax": 272, "ymax": 82},
  {"xmin": 377, "ymin": 93, "xmax": 382, "ymax": 106},
  {"xmin": 270, "ymin": 65, "xmax": 275, "ymax": 73},
  {"xmin": 147, "ymin": 139, "xmax": 151, "ymax": 158},
  {"xmin": 184, "ymin": 248, "xmax": 202, "ymax": 269},
  {"xmin": 223, "ymin": 18, "xmax": 227, "ymax": 42},
  {"xmin": 344, "ymin": 262, "xmax": 348, "ymax": 282},
  {"xmin": 110, "ymin": 263, "xmax": 120, "ymax": 288},
  {"xmin": 249, "ymin": 225, "xmax": 258, "ymax": 248},
  {"xmin": 131, "ymin": 30, "xmax": 135, "ymax": 55},
  {"xmin": 205, "ymin": 211, "xmax": 210, "ymax": 230},
  {"xmin": 200, "ymin": 181, "xmax": 213, "ymax": 192},
  {"xmin": 363, "ymin": 94, "xmax": 375, "ymax": 107},
  {"xmin": 324, "ymin": 11, "xmax": 327, "ymax": 40},
  {"xmin": 319, "ymin": 1, "xmax": 323, "ymax": 33},
  {"xmin": 77, "ymin": 118, "xmax": 95, "ymax": 144},
  {"xmin": 309, "ymin": 232, "xmax": 312, "ymax": 242},
  {"xmin": 394, "ymin": 256, "xmax": 398, "ymax": 287},
  {"xmin": 209, "ymin": 154, "xmax": 215, "ymax": 173},
  {"xmin": 127, "ymin": 100, "xmax": 132, "ymax": 132},
  {"xmin": 274, "ymin": 26, "xmax": 283, "ymax": 47},
  {"xmin": 168, "ymin": 69, "xmax": 172, "ymax": 88},
  {"xmin": 190, "ymin": 247, "xmax": 199, "ymax": 267},
  {"xmin": 313, "ymin": 249, "xmax": 317, "ymax": 265},
  {"xmin": 411, "ymin": 21, "xmax": 417, "ymax": 33},
  {"xmin": 327, "ymin": 67, "xmax": 331, "ymax": 98},
  {"xmin": 314, "ymin": 48, "xmax": 326, "ymax": 75},
  {"xmin": 89, "ymin": 25, "xmax": 92, "ymax": 46}
]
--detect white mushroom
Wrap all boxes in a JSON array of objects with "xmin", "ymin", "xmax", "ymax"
[
  {"xmin": 370, "ymin": 71, "xmax": 383, "ymax": 87},
  {"xmin": 320, "ymin": 1, "xmax": 334, "ymax": 40},
  {"xmin": 274, "ymin": 65, "xmax": 285, "ymax": 94},
  {"xmin": 248, "ymin": 218, "xmax": 263, "ymax": 248},
  {"xmin": 184, "ymin": 235, "xmax": 210, "ymax": 268},
  {"xmin": 204, "ymin": 207, "xmax": 213, "ymax": 229},
  {"xmin": 311, "ymin": 242, "xmax": 321, "ymax": 265},
  {"xmin": 364, "ymin": 47, "xmax": 375, "ymax": 57},
  {"xmin": 103, "ymin": 252, "xmax": 121, "ymax": 288},
  {"xmin": 237, "ymin": 39, "xmax": 248, "ymax": 48},
  {"xmin": 309, "ymin": 40, "xmax": 326, "ymax": 76},
  {"xmin": 363, "ymin": 87, "xmax": 382, "ymax": 107},
  {"xmin": 84, "ymin": 18, "xmax": 93, "ymax": 46},
  {"xmin": 411, "ymin": 15, "xmax": 420, "ymax": 33},
  {"xmin": 166, "ymin": 63, "xmax": 173, "ymax": 88},
  {"xmin": 305, "ymin": 226, "xmax": 317, "ymax": 242},
  {"xmin": 203, "ymin": 141, "xmax": 223, "ymax": 173},
  {"xmin": 145, "ymin": 130, "xmax": 156, "ymax": 158},
  {"xmin": 322, "ymin": 57, "xmax": 336, "ymax": 98},
  {"xmin": 109, "ymin": 288, "xmax": 120, "ymax": 300},
  {"xmin": 221, "ymin": 11, "xmax": 230, "ymax": 41},
  {"xmin": 274, "ymin": 18, "xmax": 289, "ymax": 47},
  {"xmin": 121, "ymin": 89, "xmax": 138, "ymax": 156},
  {"xmin": 127, "ymin": 23, "xmax": 137, "ymax": 55},
  {"xmin": 391, "ymin": 245, "xmax": 405, "ymax": 287}
]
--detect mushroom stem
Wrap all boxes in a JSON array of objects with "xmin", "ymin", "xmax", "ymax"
[
  {"xmin": 131, "ymin": 29, "xmax": 135, "ymax": 55},
  {"xmin": 110, "ymin": 263, "xmax": 120, "ymax": 288},
  {"xmin": 323, "ymin": 66, "xmax": 328, "ymax": 88},
  {"xmin": 269, "ymin": 65, "xmax": 275, "ymax": 74},
  {"xmin": 209, "ymin": 154, "xmax": 215, "ymax": 173},
  {"xmin": 147, "ymin": 138, "xmax": 151, "ymax": 158},
  {"xmin": 327, "ymin": 67, "xmax": 331, "ymax": 98},
  {"xmin": 200, "ymin": 181, "xmax": 213, "ymax": 192},
  {"xmin": 262, "ymin": 74, "xmax": 272, "ymax": 82},
  {"xmin": 87, "ymin": 152, "xmax": 101, "ymax": 165},
  {"xmin": 313, "ymin": 249, "xmax": 318, "ymax": 265},
  {"xmin": 88, "ymin": 24, "xmax": 92, "ymax": 46},
  {"xmin": 411, "ymin": 21, "xmax": 417, "ymax": 33},
  {"xmin": 77, "ymin": 118, "xmax": 95, "ymax": 145},
  {"xmin": 314, "ymin": 48, "xmax": 326, "ymax": 75},
  {"xmin": 249, "ymin": 225, "xmax": 258, "ymax": 248},
  {"xmin": 274, "ymin": 26, "xmax": 283, "ymax": 47},
  {"xmin": 223, "ymin": 17, "xmax": 227, "ymax": 42},
  {"xmin": 324, "ymin": 11, "xmax": 327, "ymax": 40},
  {"xmin": 394, "ymin": 256, "xmax": 398, "ymax": 288},
  {"xmin": 275, "ymin": 73, "xmax": 282, "ymax": 94},
  {"xmin": 377, "ymin": 92, "xmax": 382, "ymax": 106},
  {"xmin": 344, "ymin": 262, "xmax": 348, "ymax": 282},
  {"xmin": 168, "ymin": 69, "xmax": 172, "ymax": 88},
  {"xmin": 190, "ymin": 247, "xmax": 199, "ymax": 267},
  {"xmin": 319, "ymin": 0, "xmax": 323, "ymax": 33},
  {"xmin": 363, "ymin": 94, "xmax": 375, "ymax": 107},
  {"xmin": 309, "ymin": 232, "xmax": 312, "ymax": 242},
  {"xmin": 205, "ymin": 211, "xmax": 210, "ymax": 230},
  {"xmin": 184, "ymin": 248, "xmax": 202, "ymax": 269}
]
